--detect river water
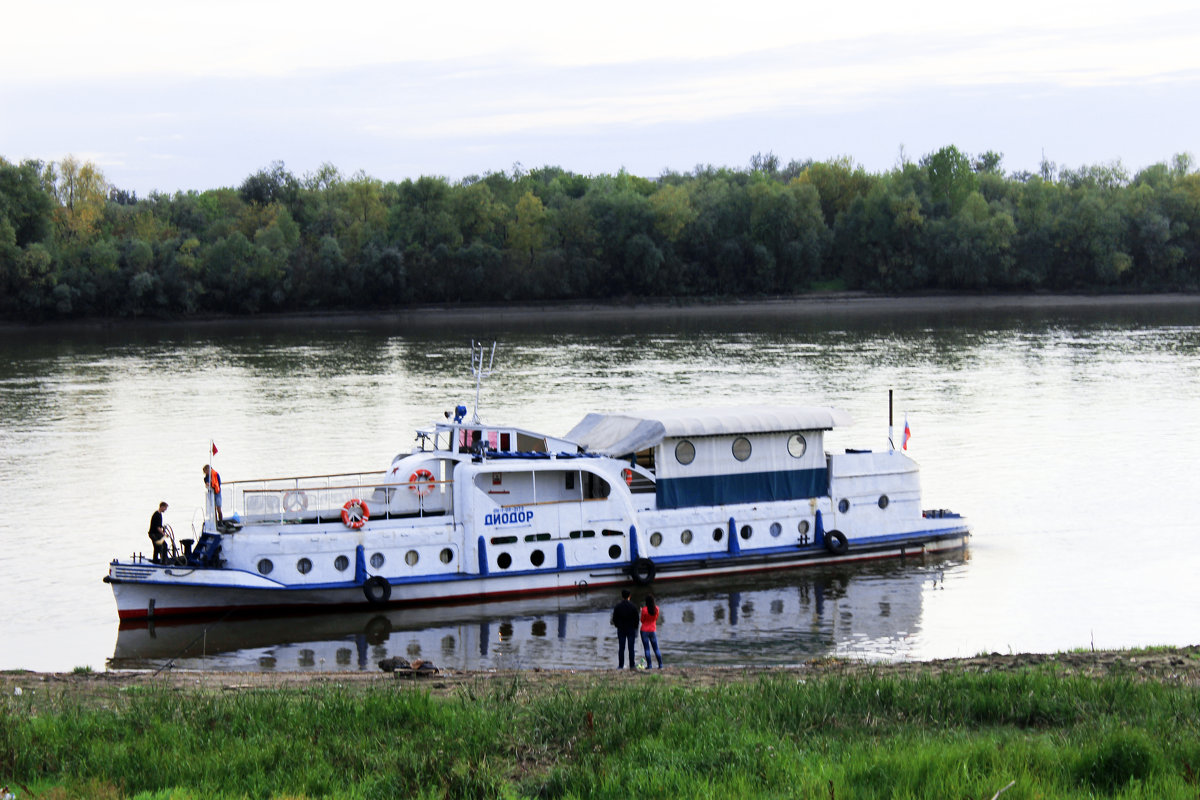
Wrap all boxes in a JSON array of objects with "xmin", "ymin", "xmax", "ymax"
[{"xmin": 2, "ymin": 297, "xmax": 1199, "ymax": 672}]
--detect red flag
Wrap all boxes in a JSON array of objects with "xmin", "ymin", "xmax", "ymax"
[{"xmin": 211, "ymin": 442, "xmax": 218, "ymax": 456}]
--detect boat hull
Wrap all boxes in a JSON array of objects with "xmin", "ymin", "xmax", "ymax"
[{"xmin": 107, "ymin": 527, "xmax": 969, "ymax": 620}]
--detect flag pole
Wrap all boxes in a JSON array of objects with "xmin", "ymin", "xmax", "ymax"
[{"xmin": 888, "ymin": 389, "xmax": 894, "ymax": 452}]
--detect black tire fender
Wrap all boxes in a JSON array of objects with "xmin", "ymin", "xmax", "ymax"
[
  {"xmin": 363, "ymin": 576, "xmax": 392, "ymax": 605},
  {"xmin": 825, "ymin": 529, "xmax": 849, "ymax": 556},
  {"xmin": 630, "ymin": 557, "xmax": 656, "ymax": 585}
]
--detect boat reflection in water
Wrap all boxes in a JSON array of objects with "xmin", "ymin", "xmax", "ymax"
[{"xmin": 109, "ymin": 556, "xmax": 966, "ymax": 672}]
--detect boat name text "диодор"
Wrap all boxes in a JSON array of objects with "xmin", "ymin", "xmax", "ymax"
[{"xmin": 484, "ymin": 508, "xmax": 534, "ymax": 526}]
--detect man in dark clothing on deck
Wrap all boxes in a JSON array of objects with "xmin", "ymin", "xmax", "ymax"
[
  {"xmin": 611, "ymin": 589, "xmax": 640, "ymax": 670},
  {"xmin": 148, "ymin": 501, "xmax": 169, "ymax": 563}
]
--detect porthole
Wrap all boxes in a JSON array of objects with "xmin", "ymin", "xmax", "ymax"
[
  {"xmin": 798, "ymin": 520, "xmax": 810, "ymax": 535},
  {"xmin": 712, "ymin": 527, "xmax": 724, "ymax": 542},
  {"xmin": 787, "ymin": 433, "xmax": 807, "ymax": 458},
  {"xmin": 405, "ymin": 550, "xmax": 419, "ymax": 566},
  {"xmin": 878, "ymin": 495, "xmax": 890, "ymax": 510},
  {"xmin": 650, "ymin": 532, "xmax": 663, "ymax": 548},
  {"xmin": 530, "ymin": 549, "xmax": 545, "ymax": 567},
  {"xmin": 675, "ymin": 439, "xmax": 696, "ymax": 465},
  {"xmin": 680, "ymin": 529, "xmax": 693, "ymax": 545},
  {"xmin": 732, "ymin": 436, "xmax": 752, "ymax": 462},
  {"xmin": 608, "ymin": 545, "xmax": 622, "ymax": 560},
  {"xmin": 439, "ymin": 548, "xmax": 454, "ymax": 564},
  {"xmin": 257, "ymin": 558, "xmax": 274, "ymax": 575},
  {"xmin": 369, "ymin": 552, "xmax": 385, "ymax": 568},
  {"xmin": 770, "ymin": 522, "xmax": 782, "ymax": 538},
  {"xmin": 334, "ymin": 555, "xmax": 349, "ymax": 572},
  {"xmin": 497, "ymin": 552, "xmax": 512, "ymax": 569},
  {"xmin": 838, "ymin": 499, "xmax": 850, "ymax": 514},
  {"xmin": 740, "ymin": 525, "xmax": 752, "ymax": 540},
  {"xmin": 296, "ymin": 557, "xmax": 312, "ymax": 574}
]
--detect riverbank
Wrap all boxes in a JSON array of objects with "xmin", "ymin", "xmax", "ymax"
[
  {"xmin": 4, "ymin": 291, "xmax": 1200, "ymax": 332},
  {"xmin": 6, "ymin": 645, "xmax": 1200, "ymax": 699},
  {"xmin": 4, "ymin": 647, "xmax": 1200, "ymax": 799}
]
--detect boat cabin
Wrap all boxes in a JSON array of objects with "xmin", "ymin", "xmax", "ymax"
[{"xmin": 566, "ymin": 406, "xmax": 852, "ymax": 510}]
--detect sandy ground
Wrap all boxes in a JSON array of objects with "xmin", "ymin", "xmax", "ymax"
[{"xmin": 5, "ymin": 647, "xmax": 1199, "ymax": 702}]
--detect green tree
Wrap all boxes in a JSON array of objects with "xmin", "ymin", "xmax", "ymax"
[
  {"xmin": 922, "ymin": 145, "xmax": 978, "ymax": 216},
  {"xmin": 50, "ymin": 155, "xmax": 108, "ymax": 243},
  {"xmin": 507, "ymin": 190, "xmax": 548, "ymax": 269}
]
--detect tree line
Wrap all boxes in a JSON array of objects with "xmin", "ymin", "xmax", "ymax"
[{"xmin": 1, "ymin": 147, "xmax": 1198, "ymax": 320}]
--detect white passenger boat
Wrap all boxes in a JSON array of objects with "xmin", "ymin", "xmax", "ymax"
[{"xmin": 106, "ymin": 345, "xmax": 970, "ymax": 621}]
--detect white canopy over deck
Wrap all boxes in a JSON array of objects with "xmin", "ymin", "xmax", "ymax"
[{"xmin": 565, "ymin": 405, "xmax": 853, "ymax": 457}]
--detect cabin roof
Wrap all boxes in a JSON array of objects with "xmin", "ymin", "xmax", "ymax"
[{"xmin": 565, "ymin": 406, "xmax": 853, "ymax": 456}]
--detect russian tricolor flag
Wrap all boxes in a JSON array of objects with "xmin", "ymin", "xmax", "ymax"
[{"xmin": 902, "ymin": 417, "xmax": 911, "ymax": 451}]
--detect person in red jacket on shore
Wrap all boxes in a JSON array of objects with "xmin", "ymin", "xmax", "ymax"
[{"xmin": 640, "ymin": 594, "xmax": 664, "ymax": 669}]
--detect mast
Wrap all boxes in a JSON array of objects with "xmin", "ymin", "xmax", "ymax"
[{"xmin": 470, "ymin": 340, "xmax": 496, "ymax": 424}]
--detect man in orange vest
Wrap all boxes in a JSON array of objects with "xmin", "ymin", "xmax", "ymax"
[{"xmin": 203, "ymin": 464, "xmax": 224, "ymax": 523}]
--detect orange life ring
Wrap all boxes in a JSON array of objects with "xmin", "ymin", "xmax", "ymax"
[
  {"xmin": 341, "ymin": 498, "xmax": 369, "ymax": 528},
  {"xmin": 409, "ymin": 468, "xmax": 435, "ymax": 497},
  {"xmin": 622, "ymin": 468, "xmax": 634, "ymax": 486}
]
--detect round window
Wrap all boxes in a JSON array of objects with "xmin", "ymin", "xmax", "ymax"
[
  {"xmin": 405, "ymin": 550, "xmax": 419, "ymax": 566},
  {"xmin": 732, "ymin": 436, "xmax": 752, "ymax": 462},
  {"xmin": 334, "ymin": 555, "xmax": 349, "ymax": 572},
  {"xmin": 257, "ymin": 559, "xmax": 273, "ymax": 575},
  {"xmin": 608, "ymin": 545, "xmax": 622, "ymax": 560},
  {"xmin": 770, "ymin": 522, "xmax": 782, "ymax": 538},
  {"xmin": 650, "ymin": 532, "xmax": 663, "ymax": 548},
  {"xmin": 369, "ymin": 552, "xmax": 385, "ymax": 568},
  {"xmin": 878, "ymin": 495, "xmax": 890, "ymax": 510},
  {"xmin": 712, "ymin": 527, "xmax": 724, "ymax": 542},
  {"xmin": 497, "ymin": 552, "xmax": 512, "ymax": 569},
  {"xmin": 787, "ymin": 433, "xmax": 807, "ymax": 458},
  {"xmin": 675, "ymin": 440, "xmax": 696, "ymax": 465},
  {"xmin": 680, "ymin": 529, "xmax": 693, "ymax": 545},
  {"xmin": 798, "ymin": 520, "xmax": 810, "ymax": 535},
  {"xmin": 296, "ymin": 557, "xmax": 312, "ymax": 574},
  {"xmin": 838, "ymin": 499, "xmax": 850, "ymax": 514},
  {"xmin": 530, "ymin": 549, "xmax": 545, "ymax": 567},
  {"xmin": 439, "ymin": 548, "xmax": 454, "ymax": 564},
  {"xmin": 740, "ymin": 525, "xmax": 752, "ymax": 540}
]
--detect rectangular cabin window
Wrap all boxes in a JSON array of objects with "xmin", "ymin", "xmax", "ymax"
[
  {"xmin": 601, "ymin": 529, "xmax": 624, "ymax": 537},
  {"xmin": 568, "ymin": 530, "xmax": 596, "ymax": 538},
  {"xmin": 565, "ymin": 471, "xmax": 575, "ymax": 491},
  {"xmin": 500, "ymin": 433, "xmax": 510, "ymax": 451},
  {"xmin": 490, "ymin": 535, "xmax": 518, "ymax": 545},
  {"xmin": 524, "ymin": 533, "xmax": 552, "ymax": 542},
  {"xmin": 516, "ymin": 432, "xmax": 546, "ymax": 452},
  {"xmin": 582, "ymin": 472, "xmax": 611, "ymax": 500}
]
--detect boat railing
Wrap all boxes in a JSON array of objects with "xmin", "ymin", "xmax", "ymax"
[{"xmin": 227, "ymin": 471, "xmax": 452, "ymax": 525}]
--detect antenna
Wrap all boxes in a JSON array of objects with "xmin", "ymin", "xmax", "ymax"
[{"xmin": 470, "ymin": 340, "xmax": 496, "ymax": 423}]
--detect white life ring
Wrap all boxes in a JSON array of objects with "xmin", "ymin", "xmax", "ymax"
[{"xmin": 283, "ymin": 490, "xmax": 308, "ymax": 512}]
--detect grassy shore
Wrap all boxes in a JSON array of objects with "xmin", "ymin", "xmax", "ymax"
[{"xmin": 4, "ymin": 647, "xmax": 1200, "ymax": 799}]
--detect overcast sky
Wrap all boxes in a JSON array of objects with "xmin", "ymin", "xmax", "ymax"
[{"xmin": 3, "ymin": 0, "xmax": 1198, "ymax": 195}]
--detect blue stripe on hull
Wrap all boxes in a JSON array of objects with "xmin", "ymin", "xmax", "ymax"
[{"xmin": 656, "ymin": 467, "xmax": 829, "ymax": 509}]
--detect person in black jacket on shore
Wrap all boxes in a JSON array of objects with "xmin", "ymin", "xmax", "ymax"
[{"xmin": 611, "ymin": 589, "xmax": 640, "ymax": 670}]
